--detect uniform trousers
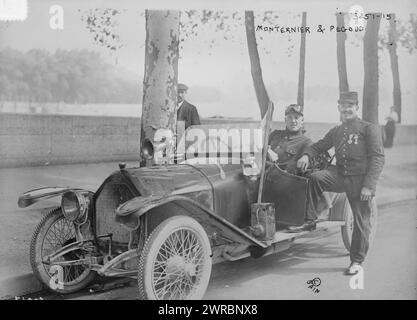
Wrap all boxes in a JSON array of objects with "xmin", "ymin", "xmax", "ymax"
[{"xmin": 306, "ymin": 166, "xmax": 374, "ymax": 263}]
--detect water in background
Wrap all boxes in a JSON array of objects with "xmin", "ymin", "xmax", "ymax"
[
  {"xmin": 0, "ymin": 102, "xmax": 141, "ymax": 118},
  {"xmin": 1, "ymin": 100, "xmax": 415, "ymax": 125}
]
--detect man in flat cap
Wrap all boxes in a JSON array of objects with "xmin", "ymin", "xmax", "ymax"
[
  {"xmin": 267, "ymin": 104, "xmax": 312, "ymax": 175},
  {"xmin": 296, "ymin": 91, "xmax": 385, "ymax": 275},
  {"xmin": 177, "ymin": 83, "xmax": 201, "ymax": 130}
]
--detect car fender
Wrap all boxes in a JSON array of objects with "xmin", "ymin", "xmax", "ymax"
[
  {"xmin": 17, "ymin": 187, "xmax": 93, "ymax": 208},
  {"xmin": 116, "ymin": 195, "xmax": 268, "ymax": 248}
]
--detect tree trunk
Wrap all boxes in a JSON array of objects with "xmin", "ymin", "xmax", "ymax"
[
  {"xmin": 297, "ymin": 12, "xmax": 307, "ymax": 110},
  {"xmin": 245, "ymin": 11, "xmax": 270, "ymax": 118},
  {"xmin": 362, "ymin": 13, "xmax": 381, "ymax": 125},
  {"xmin": 388, "ymin": 13, "xmax": 402, "ymax": 123},
  {"xmin": 336, "ymin": 12, "xmax": 349, "ymax": 93},
  {"xmin": 140, "ymin": 10, "xmax": 180, "ymax": 166}
]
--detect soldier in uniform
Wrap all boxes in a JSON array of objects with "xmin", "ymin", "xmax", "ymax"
[
  {"xmin": 296, "ymin": 91, "xmax": 385, "ymax": 275},
  {"xmin": 267, "ymin": 104, "xmax": 312, "ymax": 175}
]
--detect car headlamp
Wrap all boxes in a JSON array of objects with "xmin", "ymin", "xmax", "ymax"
[
  {"xmin": 141, "ymin": 137, "xmax": 173, "ymax": 163},
  {"xmin": 61, "ymin": 191, "xmax": 88, "ymax": 222},
  {"xmin": 140, "ymin": 138, "xmax": 155, "ymax": 160}
]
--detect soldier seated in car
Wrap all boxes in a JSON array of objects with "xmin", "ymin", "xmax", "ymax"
[
  {"xmin": 266, "ymin": 104, "xmax": 312, "ymax": 175},
  {"xmin": 266, "ymin": 104, "xmax": 332, "ymax": 231}
]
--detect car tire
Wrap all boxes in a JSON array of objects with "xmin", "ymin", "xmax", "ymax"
[
  {"xmin": 341, "ymin": 198, "xmax": 378, "ymax": 252},
  {"xmin": 30, "ymin": 207, "xmax": 96, "ymax": 294},
  {"xmin": 138, "ymin": 215, "xmax": 212, "ymax": 300}
]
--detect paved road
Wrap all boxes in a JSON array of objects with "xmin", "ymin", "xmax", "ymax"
[{"xmin": 30, "ymin": 199, "xmax": 416, "ymax": 300}]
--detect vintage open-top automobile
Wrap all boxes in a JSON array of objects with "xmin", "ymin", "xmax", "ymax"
[{"xmin": 18, "ymin": 105, "xmax": 376, "ymax": 299}]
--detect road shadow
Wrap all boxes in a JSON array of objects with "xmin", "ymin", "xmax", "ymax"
[{"xmin": 208, "ymin": 241, "xmax": 349, "ymax": 288}]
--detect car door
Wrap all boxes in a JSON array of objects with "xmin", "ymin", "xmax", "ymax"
[{"xmin": 262, "ymin": 164, "xmax": 308, "ymax": 227}]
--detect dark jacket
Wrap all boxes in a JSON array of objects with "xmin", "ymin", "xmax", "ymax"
[
  {"xmin": 268, "ymin": 129, "xmax": 312, "ymax": 173},
  {"xmin": 304, "ymin": 117, "xmax": 385, "ymax": 192},
  {"xmin": 177, "ymin": 101, "xmax": 200, "ymax": 129}
]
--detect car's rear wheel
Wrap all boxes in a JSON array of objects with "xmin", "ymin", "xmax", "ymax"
[
  {"xmin": 30, "ymin": 207, "xmax": 95, "ymax": 294},
  {"xmin": 341, "ymin": 198, "xmax": 378, "ymax": 252},
  {"xmin": 138, "ymin": 215, "xmax": 212, "ymax": 300}
]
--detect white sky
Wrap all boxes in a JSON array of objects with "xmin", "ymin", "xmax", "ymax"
[{"xmin": 1, "ymin": 0, "xmax": 416, "ymax": 123}]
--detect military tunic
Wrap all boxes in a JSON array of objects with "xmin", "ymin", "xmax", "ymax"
[
  {"xmin": 304, "ymin": 117, "xmax": 385, "ymax": 192},
  {"xmin": 268, "ymin": 129, "xmax": 312, "ymax": 174},
  {"xmin": 304, "ymin": 117, "xmax": 385, "ymax": 264}
]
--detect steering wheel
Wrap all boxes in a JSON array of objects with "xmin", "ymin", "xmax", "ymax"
[
  {"xmin": 296, "ymin": 152, "xmax": 334, "ymax": 176},
  {"xmin": 310, "ymin": 151, "xmax": 333, "ymax": 171}
]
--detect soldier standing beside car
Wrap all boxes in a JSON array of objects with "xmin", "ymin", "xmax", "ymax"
[{"xmin": 296, "ymin": 91, "xmax": 385, "ymax": 275}]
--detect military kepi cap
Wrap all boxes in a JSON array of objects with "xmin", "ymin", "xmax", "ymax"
[
  {"xmin": 338, "ymin": 91, "xmax": 358, "ymax": 104},
  {"xmin": 178, "ymin": 83, "xmax": 189, "ymax": 91},
  {"xmin": 285, "ymin": 104, "xmax": 303, "ymax": 116}
]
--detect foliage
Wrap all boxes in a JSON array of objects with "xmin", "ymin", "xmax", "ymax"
[
  {"xmin": 379, "ymin": 13, "xmax": 417, "ymax": 54},
  {"xmin": 347, "ymin": 13, "xmax": 417, "ymax": 54},
  {"xmin": 78, "ymin": 9, "xmax": 296, "ymax": 57},
  {"xmin": 79, "ymin": 8, "xmax": 124, "ymax": 53},
  {"xmin": 0, "ymin": 48, "xmax": 140, "ymax": 103},
  {"xmin": 179, "ymin": 10, "xmax": 297, "ymax": 57}
]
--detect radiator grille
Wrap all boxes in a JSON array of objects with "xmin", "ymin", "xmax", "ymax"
[{"xmin": 95, "ymin": 182, "xmax": 135, "ymax": 243}]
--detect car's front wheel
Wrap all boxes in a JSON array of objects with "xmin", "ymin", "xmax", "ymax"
[
  {"xmin": 30, "ymin": 207, "xmax": 96, "ymax": 294},
  {"xmin": 138, "ymin": 215, "xmax": 212, "ymax": 300}
]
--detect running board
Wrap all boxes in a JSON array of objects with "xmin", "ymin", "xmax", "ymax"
[
  {"xmin": 218, "ymin": 220, "xmax": 346, "ymax": 263},
  {"xmin": 264, "ymin": 220, "xmax": 345, "ymax": 246}
]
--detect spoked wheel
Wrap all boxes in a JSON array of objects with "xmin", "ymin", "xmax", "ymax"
[
  {"xmin": 30, "ymin": 207, "xmax": 95, "ymax": 294},
  {"xmin": 341, "ymin": 198, "xmax": 378, "ymax": 252},
  {"xmin": 138, "ymin": 215, "xmax": 212, "ymax": 300}
]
